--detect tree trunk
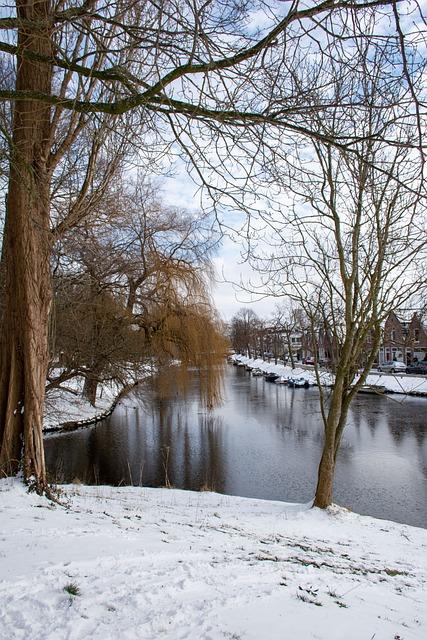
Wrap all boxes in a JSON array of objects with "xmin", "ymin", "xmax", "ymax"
[
  {"xmin": 313, "ymin": 447, "xmax": 336, "ymax": 508},
  {"xmin": 286, "ymin": 333, "xmax": 295, "ymax": 368},
  {"xmin": 0, "ymin": 0, "xmax": 53, "ymax": 492},
  {"xmin": 126, "ymin": 279, "xmax": 137, "ymax": 313},
  {"xmin": 83, "ymin": 373, "xmax": 99, "ymax": 407},
  {"xmin": 313, "ymin": 378, "xmax": 344, "ymax": 508}
]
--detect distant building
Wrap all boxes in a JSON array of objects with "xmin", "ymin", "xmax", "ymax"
[
  {"xmin": 257, "ymin": 323, "xmax": 333, "ymax": 364},
  {"xmin": 379, "ymin": 311, "xmax": 427, "ymax": 364}
]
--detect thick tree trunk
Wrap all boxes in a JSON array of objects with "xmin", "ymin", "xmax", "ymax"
[{"xmin": 0, "ymin": 1, "xmax": 53, "ymax": 492}]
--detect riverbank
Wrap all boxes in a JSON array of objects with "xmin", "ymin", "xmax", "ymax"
[
  {"xmin": 233, "ymin": 355, "xmax": 427, "ymax": 396},
  {"xmin": 1, "ymin": 479, "xmax": 426, "ymax": 640},
  {"xmin": 44, "ymin": 378, "xmax": 123, "ymax": 432},
  {"xmin": 44, "ymin": 367, "xmax": 152, "ymax": 433}
]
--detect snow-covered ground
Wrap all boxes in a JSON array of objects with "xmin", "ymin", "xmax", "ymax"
[
  {"xmin": 1, "ymin": 479, "xmax": 426, "ymax": 640},
  {"xmin": 44, "ymin": 378, "xmax": 122, "ymax": 431},
  {"xmin": 233, "ymin": 355, "xmax": 427, "ymax": 395},
  {"xmin": 44, "ymin": 365, "xmax": 153, "ymax": 431}
]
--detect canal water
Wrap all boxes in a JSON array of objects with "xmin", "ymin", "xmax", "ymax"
[{"xmin": 44, "ymin": 365, "xmax": 427, "ymax": 528}]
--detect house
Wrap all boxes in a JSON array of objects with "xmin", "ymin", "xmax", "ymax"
[{"xmin": 379, "ymin": 311, "xmax": 427, "ymax": 364}]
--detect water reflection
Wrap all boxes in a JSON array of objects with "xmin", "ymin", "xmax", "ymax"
[{"xmin": 45, "ymin": 365, "xmax": 427, "ymax": 528}]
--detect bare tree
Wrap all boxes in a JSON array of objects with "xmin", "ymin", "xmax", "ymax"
[
  {"xmin": 0, "ymin": 1, "xmax": 131, "ymax": 488},
  {"xmin": 107, "ymin": 178, "xmax": 217, "ymax": 316},
  {"xmin": 271, "ymin": 303, "xmax": 308, "ymax": 368},
  {"xmin": 246, "ymin": 63, "xmax": 427, "ymax": 507},
  {"xmin": 230, "ymin": 308, "xmax": 261, "ymax": 358}
]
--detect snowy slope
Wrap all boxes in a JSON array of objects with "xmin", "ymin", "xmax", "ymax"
[
  {"xmin": 43, "ymin": 379, "xmax": 121, "ymax": 430},
  {"xmin": 1, "ymin": 480, "xmax": 426, "ymax": 640},
  {"xmin": 43, "ymin": 365, "xmax": 152, "ymax": 431}
]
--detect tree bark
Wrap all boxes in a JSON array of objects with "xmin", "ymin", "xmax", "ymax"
[
  {"xmin": 126, "ymin": 280, "xmax": 137, "ymax": 313},
  {"xmin": 313, "ymin": 377, "xmax": 344, "ymax": 508},
  {"xmin": 83, "ymin": 373, "xmax": 99, "ymax": 407},
  {"xmin": 313, "ymin": 447, "xmax": 336, "ymax": 508},
  {"xmin": 285, "ymin": 332, "xmax": 295, "ymax": 368},
  {"xmin": 0, "ymin": 0, "xmax": 53, "ymax": 492}
]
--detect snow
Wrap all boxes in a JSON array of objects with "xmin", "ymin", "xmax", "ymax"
[
  {"xmin": 1, "ymin": 479, "xmax": 426, "ymax": 640},
  {"xmin": 43, "ymin": 378, "xmax": 121, "ymax": 431},
  {"xmin": 233, "ymin": 355, "xmax": 427, "ymax": 395},
  {"xmin": 364, "ymin": 372, "xmax": 427, "ymax": 395},
  {"xmin": 236, "ymin": 356, "xmax": 327, "ymax": 386},
  {"xmin": 44, "ymin": 365, "xmax": 152, "ymax": 431}
]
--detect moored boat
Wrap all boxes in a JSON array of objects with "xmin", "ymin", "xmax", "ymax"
[
  {"xmin": 288, "ymin": 376, "xmax": 309, "ymax": 388},
  {"xmin": 264, "ymin": 372, "xmax": 279, "ymax": 382},
  {"xmin": 358, "ymin": 385, "xmax": 386, "ymax": 395}
]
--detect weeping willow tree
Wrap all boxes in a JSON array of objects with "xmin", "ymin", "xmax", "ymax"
[
  {"xmin": 148, "ymin": 300, "xmax": 227, "ymax": 409},
  {"xmin": 108, "ymin": 178, "xmax": 227, "ymax": 408},
  {"xmin": 50, "ymin": 181, "xmax": 227, "ymax": 411},
  {"xmin": 133, "ymin": 243, "xmax": 227, "ymax": 408}
]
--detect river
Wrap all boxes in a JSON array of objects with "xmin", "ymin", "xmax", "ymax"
[{"xmin": 44, "ymin": 364, "xmax": 427, "ymax": 528}]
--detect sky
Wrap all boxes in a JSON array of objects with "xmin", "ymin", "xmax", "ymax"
[{"xmin": 161, "ymin": 171, "xmax": 279, "ymax": 322}]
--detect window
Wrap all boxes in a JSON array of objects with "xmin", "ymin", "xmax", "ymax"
[
  {"xmin": 414, "ymin": 328, "xmax": 420, "ymax": 344},
  {"xmin": 391, "ymin": 330, "xmax": 396, "ymax": 341}
]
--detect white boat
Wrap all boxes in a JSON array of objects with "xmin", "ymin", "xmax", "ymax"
[{"xmin": 288, "ymin": 377, "xmax": 309, "ymax": 388}]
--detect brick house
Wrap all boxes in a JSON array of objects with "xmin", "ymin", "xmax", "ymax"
[{"xmin": 379, "ymin": 312, "xmax": 427, "ymax": 364}]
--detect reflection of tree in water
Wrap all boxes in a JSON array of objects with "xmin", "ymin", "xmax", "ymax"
[
  {"xmin": 412, "ymin": 421, "xmax": 427, "ymax": 448},
  {"xmin": 155, "ymin": 407, "xmax": 225, "ymax": 492},
  {"xmin": 85, "ymin": 415, "xmax": 144, "ymax": 485},
  {"xmin": 270, "ymin": 387, "xmax": 325, "ymax": 445},
  {"xmin": 198, "ymin": 415, "xmax": 225, "ymax": 492},
  {"xmin": 130, "ymin": 371, "xmax": 227, "ymax": 491},
  {"xmin": 384, "ymin": 398, "xmax": 426, "ymax": 443},
  {"xmin": 155, "ymin": 399, "xmax": 173, "ymax": 485},
  {"xmin": 348, "ymin": 401, "xmax": 363, "ymax": 433},
  {"xmin": 46, "ymin": 427, "xmax": 87, "ymax": 483},
  {"xmin": 45, "ymin": 428, "xmax": 101, "ymax": 484},
  {"xmin": 44, "ymin": 366, "xmax": 427, "ymax": 526},
  {"xmin": 382, "ymin": 397, "xmax": 427, "ymax": 481}
]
